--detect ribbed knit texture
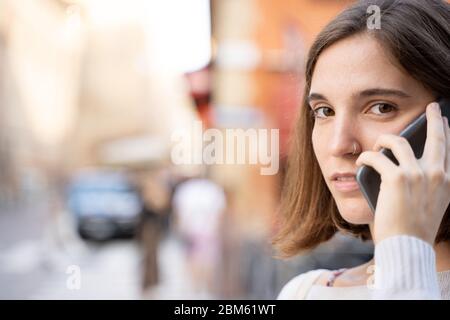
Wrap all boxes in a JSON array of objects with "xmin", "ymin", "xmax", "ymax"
[
  {"xmin": 277, "ymin": 235, "xmax": 449, "ymax": 300},
  {"xmin": 373, "ymin": 235, "xmax": 441, "ymax": 299}
]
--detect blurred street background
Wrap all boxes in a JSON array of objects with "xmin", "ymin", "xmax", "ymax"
[{"xmin": 0, "ymin": 0, "xmax": 374, "ymax": 300}]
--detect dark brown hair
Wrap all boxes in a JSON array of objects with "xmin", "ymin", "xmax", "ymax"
[{"xmin": 274, "ymin": 0, "xmax": 450, "ymax": 257}]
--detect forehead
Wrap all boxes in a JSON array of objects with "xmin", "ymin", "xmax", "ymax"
[{"xmin": 310, "ymin": 34, "xmax": 420, "ymax": 97}]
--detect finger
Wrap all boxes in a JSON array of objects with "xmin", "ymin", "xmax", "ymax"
[
  {"xmin": 356, "ymin": 151, "xmax": 398, "ymax": 178},
  {"xmin": 422, "ymin": 102, "xmax": 446, "ymax": 168},
  {"xmin": 372, "ymin": 134, "xmax": 421, "ymax": 171}
]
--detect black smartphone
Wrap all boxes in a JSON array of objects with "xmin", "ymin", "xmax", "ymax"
[{"xmin": 356, "ymin": 97, "xmax": 450, "ymax": 213}]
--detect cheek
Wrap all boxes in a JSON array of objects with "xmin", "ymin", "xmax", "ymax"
[
  {"xmin": 312, "ymin": 127, "xmax": 332, "ymax": 180},
  {"xmin": 311, "ymin": 127, "xmax": 325, "ymax": 164}
]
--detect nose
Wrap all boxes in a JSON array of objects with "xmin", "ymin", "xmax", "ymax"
[{"xmin": 329, "ymin": 114, "xmax": 361, "ymax": 158}]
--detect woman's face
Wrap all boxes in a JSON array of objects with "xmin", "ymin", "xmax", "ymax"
[{"xmin": 310, "ymin": 33, "xmax": 435, "ymax": 224}]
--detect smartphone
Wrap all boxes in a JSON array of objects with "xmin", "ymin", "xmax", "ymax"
[{"xmin": 356, "ymin": 97, "xmax": 450, "ymax": 213}]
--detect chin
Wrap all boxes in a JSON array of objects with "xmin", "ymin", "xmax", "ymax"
[{"xmin": 335, "ymin": 196, "xmax": 374, "ymax": 225}]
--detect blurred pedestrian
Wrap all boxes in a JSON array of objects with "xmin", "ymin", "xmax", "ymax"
[
  {"xmin": 172, "ymin": 177, "xmax": 226, "ymax": 297},
  {"xmin": 137, "ymin": 173, "xmax": 171, "ymax": 299}
]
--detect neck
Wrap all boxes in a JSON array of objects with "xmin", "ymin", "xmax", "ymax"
[{"xmin": 435, "ymin": 240, "xmax": 450, "ymax": 272}]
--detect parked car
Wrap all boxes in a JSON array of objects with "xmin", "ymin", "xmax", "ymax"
[{"xmin": 67, "ymin": 169, "xmax": 142, "ymax": 240}]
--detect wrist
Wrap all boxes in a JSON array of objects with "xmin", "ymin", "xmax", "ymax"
[{"xmin": 374, "ymin": 227, "xmax": 435, "ymax": 246}]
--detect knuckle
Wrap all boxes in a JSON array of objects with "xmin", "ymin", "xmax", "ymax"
[
  {"xmin": 392, "ymin": 170, "xmax": 407, "ymax": 183},
  {"xmin": 409, "ymin": 170, "xmax": 424, "ymax": 182},
  {"xmin": 434, "ymin": 134, "xmax": 445, "ymax": 144},
  {"xmin": 426, "ymin": 168, "xmax": 446, "ymax": 184}
]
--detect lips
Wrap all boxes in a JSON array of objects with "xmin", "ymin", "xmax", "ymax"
[
  {"xmin": 330, "ymin": 172, "xmax": 360, "ymax": 192},
  {"xmin": 331, "ymin": 172, "xmax": 356, "ymax": 180}
]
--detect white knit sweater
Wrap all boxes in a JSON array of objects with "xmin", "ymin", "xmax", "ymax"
[{"xmin": 277, "ymin": 235, "xmax": 450, "ymax": 300}]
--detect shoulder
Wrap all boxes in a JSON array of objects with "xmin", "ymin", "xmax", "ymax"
[{"xmin": 277, "ymin": 269, "xmax": 330, "ymax": 300}]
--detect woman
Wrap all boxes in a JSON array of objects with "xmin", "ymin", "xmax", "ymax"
[{"xmin": 275, "ymin": 0, "xmax": 450, "ymax": 299}]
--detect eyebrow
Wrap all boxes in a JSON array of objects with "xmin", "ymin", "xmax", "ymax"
[{"xmin": 307, "ymin": 88, "xmax": 412, "ymax": 104}]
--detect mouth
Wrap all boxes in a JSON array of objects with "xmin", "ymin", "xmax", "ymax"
[{"xmin": 330, "ymin": 172, "xmax": 360, "ymax": 192}]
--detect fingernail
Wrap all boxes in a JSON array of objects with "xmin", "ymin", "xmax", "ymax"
[{"xmin": 432, "ymin": 102, "xmax": 441, "ymax": 114}]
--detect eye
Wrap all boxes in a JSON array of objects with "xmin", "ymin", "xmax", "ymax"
[
  {"xmin": 368, "ymin": 103, "xmax": 397, "ymax": 115},
  {"xmin": 312, "ymin": 106, "xmax": 335, "ymax": 119}
]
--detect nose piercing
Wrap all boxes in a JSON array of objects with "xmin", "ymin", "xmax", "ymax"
[{"xmin": 352, "ymin": 142, "xmax": 359, "ymax": 155}]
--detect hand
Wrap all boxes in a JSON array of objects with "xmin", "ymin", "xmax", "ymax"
[{"xmin": 356, "ymin": 102, "xmax": 450, "ymax": 245}]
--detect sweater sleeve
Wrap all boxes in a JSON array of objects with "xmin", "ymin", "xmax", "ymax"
[{"xmin": 372, "ymin": 235, "xmax": 441, "ymax": 300}]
